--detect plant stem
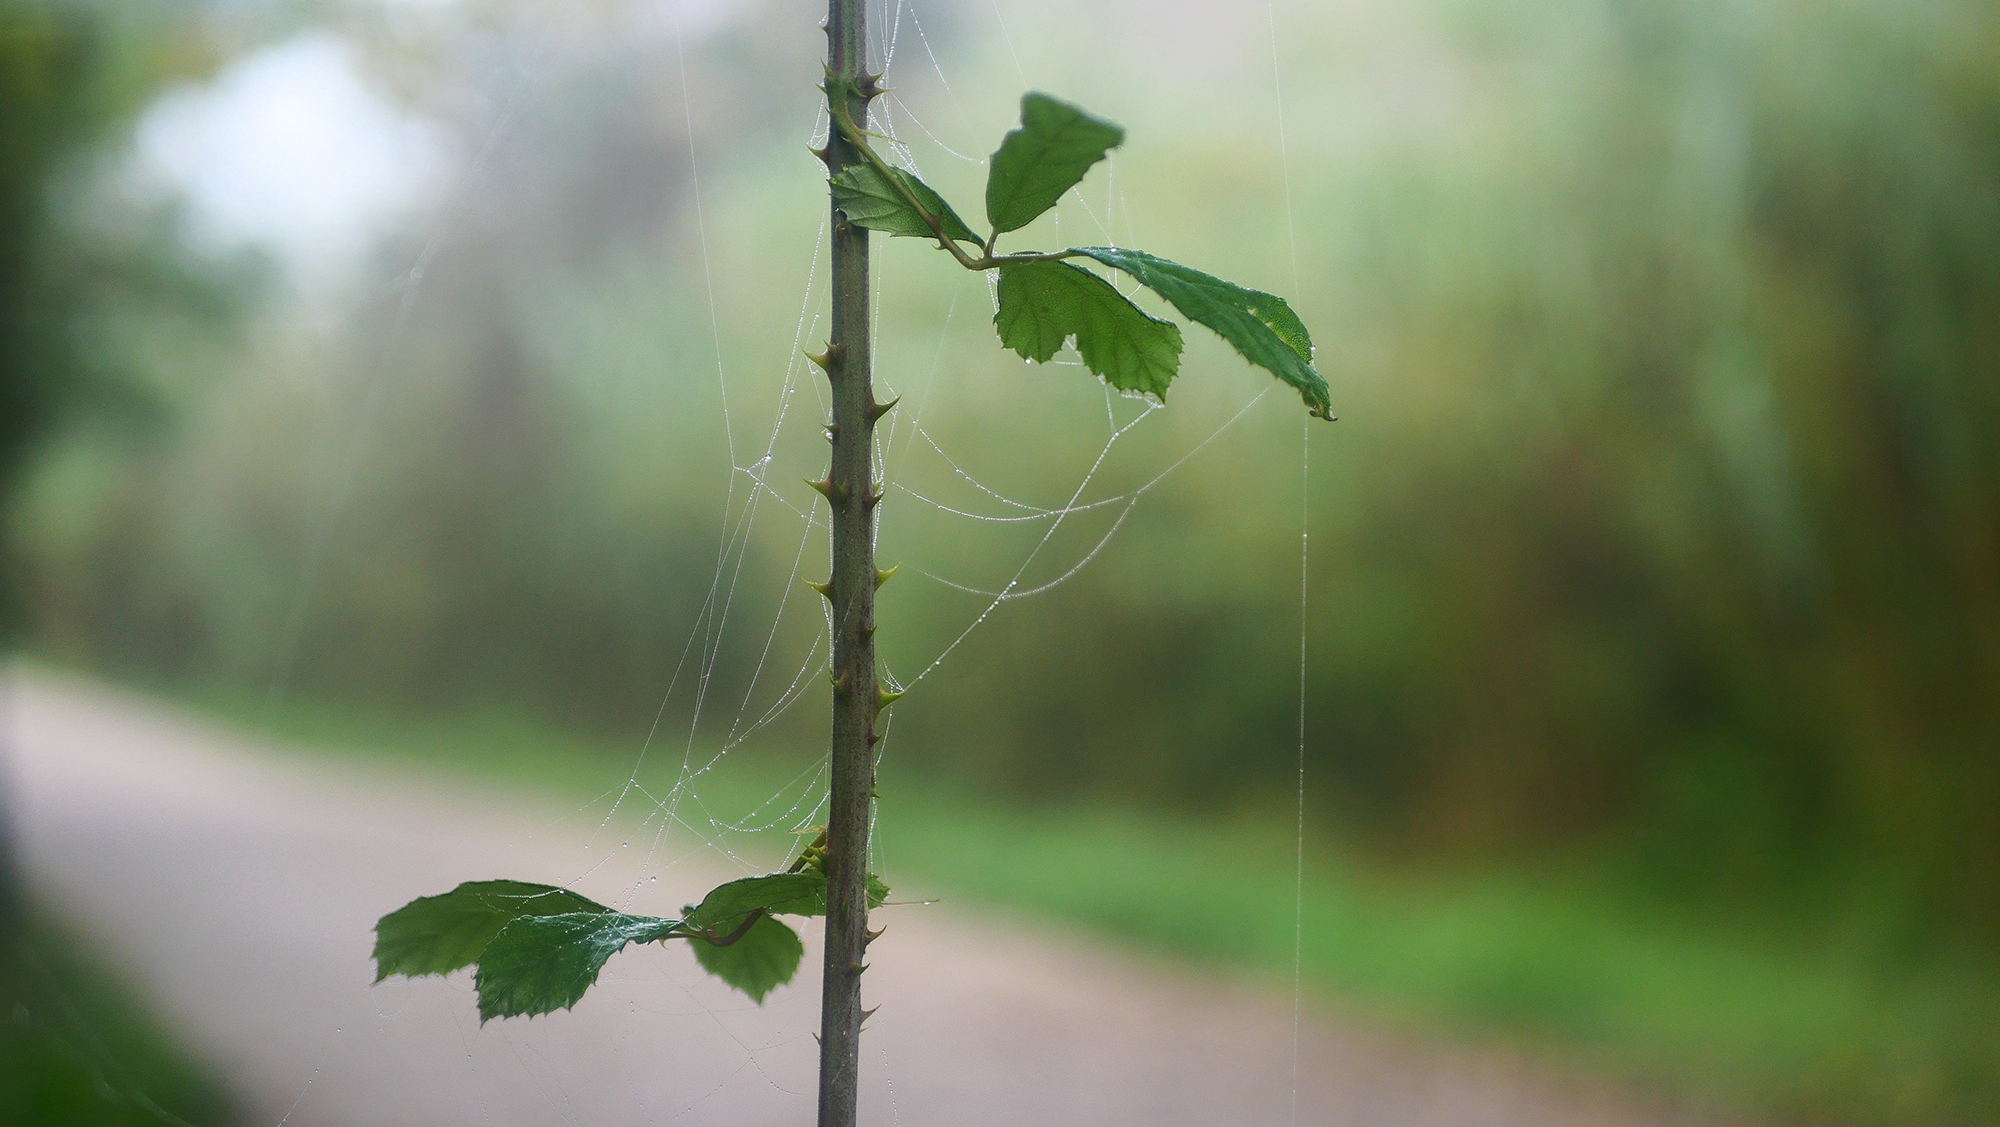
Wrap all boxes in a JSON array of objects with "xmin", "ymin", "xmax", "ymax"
[{"xmin": 818, "ymin": 1, "xmax": 878, "ymax": 1125}]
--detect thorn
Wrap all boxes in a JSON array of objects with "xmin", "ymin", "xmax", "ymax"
[
  {"xmin": 864, "ymin": 925, "xmax": 885, "ymax": 945},
  {"xmin": 808, "ymin": 143, "xmax": 831, "ymax": 166},
  {"xmin": 865, "ymin": 485, "xmax": 885, "ymax": 510},
  {"xmin": 867, "ymin": 729, "xmax": 882, "ymax": 747},
  {"xmin": 862, "ymin": 619, "xmax": 875, "ymax": 640},
  {"xmin": 859, "ymin": 1004, "xmax": 880, "ymax": 1027},
  {"xmin": 831, "ymin": 669, "xmax": 853, "ymax": 697},
  {"xmin": 875, "ymin": 686, "xmax": 904, "ymax": 714},
  {"xmin": 850, "ymin": 961, "xmax": 868, "ymax": 976},
  {"xmin": 803, "ymin": 345, "xmax": 836, "ymax": 372},
  {"xmin": 865, "ymin": 395, "xmax": 899, "ymax": 422},
  {"xmin": 823, "ymin": 424, "xmax": 838, "ymax": 443},
  {"xmin": 874, "ymin": 565, "xmax": 898, "ymax": 590},
  {"xmin": 858, "ymin": 71, "xmax": 888, "ymax": 100},
  {"xmin": 805, "ymin": 477, "xmax": 846, "ymax": 505},
  {"xmin": 806, "ymin": 578, "xmax": 833, "ymax": 600}
]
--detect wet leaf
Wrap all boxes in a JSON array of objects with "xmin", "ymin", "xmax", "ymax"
[
  {"xmin": 1072, "ymin": 246, "xmax": 1330, "ymax": 419},
  {"xmin": 373, "ymin": 880, "xmax": 606, "ymax": 982},
  {"xmin": 986, "ymin": 93, "xmax": 1123, "ymax": 234},
  {"xmin": 684, "ymin": 872, "xmax": 828, "ymax": 932},
  {"xmin": 996, "ymin": 260, "xmax": 1183, "ymax": 398},
  {"xmin": 690, "ymin": 915, "xmax": 805, "ymax": 1004},
  {"xmin": 832, "ymin": 163, "xmax": 981, "ymax": 245},
  {"xmin": 473, "ymin": 910, "xmax": 682, "ymax": 1022}
]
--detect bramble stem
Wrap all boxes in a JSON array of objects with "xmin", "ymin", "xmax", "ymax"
[{"xmin": 819, "ymin": 2, "xmax": 876, "ymax": 1125}]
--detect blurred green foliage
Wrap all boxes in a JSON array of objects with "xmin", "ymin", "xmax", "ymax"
[
  {"xmin": 7, "ymin": 0, "xmax": 1999, "ymax": 1118},
  {"xmin": 0, "ymin": 916, "xmax": 242, "ymax": 1127},
  {"xmin": 2, "ymin": 4, "xmax": 256, "ymax": 1122},
  {"xmin": 885, "ymin": 794, "xmax": 2000, "ymax": 1125},
  {"xmin": 0, "ymin": 0, "xmax": 252, "ymax": 634},
  {"xmin": 21, "ymin": 0, "xmax": 1999, "ymax": 941}
]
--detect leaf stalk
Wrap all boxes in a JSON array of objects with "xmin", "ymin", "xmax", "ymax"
[{"xmin": 828, "ymin": 97, "xmax": 1093, "ymax": 273}]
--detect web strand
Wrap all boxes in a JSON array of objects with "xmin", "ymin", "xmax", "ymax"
[
  {"xmin": 889, "ymin": 401, "xmax": 1156, "ymax": 691},
  {"xmin": 260, "ymin": 27, "xmax": 556, "ymax": 719},
  {"xmin": 1267, "ymin": 4, "xmax": 1310, "ymax": 1123},
  {"xmin": 903, "ymin": 388, "xmax": 1267, "ymax": 602},
  {"xmin": 257, "ymin": 4, "xmax": 1330, "ymax": 1121}
]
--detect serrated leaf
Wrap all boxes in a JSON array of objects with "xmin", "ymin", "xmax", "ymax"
[
  {"xmin": 373, "ymin": 880, "xmax": 607, "ymax": 983},
  {"xmin": 472, "ymin": 910, "xmax": 682, "ymax": 1022},
  {"xmin": 809, "ymin": 872, "xmax": 892, "ymax": 913},
  {"xmin": 690, "ymin": 915, "xmax": 804, "ymax": 1004},
  {"xmin": 1071, "ymin": 247, "xmax": 1331, "ymax": 419},
  {"xmin": 995, "ymin": 260, "xmax": 1184, "ymax": 399},
  {"xmin": 691, "ymin": 871, "xmax": 892, "ymax": 922},
  {"xmin": 684, "ymin": 872, "xmax": 828, "ymax": 931},
  {"xmin": 831, "ymin": 163, "xmax": 981, "ymax": 245},
  {"xmin": 986, "ymin": 93, "xmax": 1124, "ymax": 235}
]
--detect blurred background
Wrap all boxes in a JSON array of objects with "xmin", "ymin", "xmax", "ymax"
[{"xmin": 2, "ymin": 0, "xmax": 1996, "ymax": 1123}]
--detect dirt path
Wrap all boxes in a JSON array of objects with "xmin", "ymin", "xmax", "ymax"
[{"xmin": 7, "ymin": 670, "xmax": 1714, "ymax": 1127}]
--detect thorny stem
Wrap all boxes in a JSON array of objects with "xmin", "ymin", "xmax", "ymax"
[{"xmin": 818, "ymin": 3, "xmax": 879, "ymax": 1126}]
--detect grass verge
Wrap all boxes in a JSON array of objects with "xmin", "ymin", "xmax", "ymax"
[
  {"xmin": 176, "ymin": 683, "xmax": 1998, "ymax": 1126},
  {"xmin": 2, "ymin": 912, "xmax": 242, "ymax": 1126}
]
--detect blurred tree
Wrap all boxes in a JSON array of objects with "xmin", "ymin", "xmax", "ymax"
[
  {"xmin": 1, "ymin": 0, "xmax": 237, "ymax": 630},
  {"xmin": 1285, "ymin": 0, "xmax": 2000, "ymax": 940},
  {"xmin": 1, "ymin": 4, "xmax": 244, "ymax": 1117},
  {"xmin": 15, "ymin": 0, "xmax": 1996, "ymax": 955},
  {"xmin": 879, "ymin": 0, "xmax": 2000, "ymax": 946},
  {"xmin": 116, "ymin": 4, "xmax": 820, "ymax": 725}
]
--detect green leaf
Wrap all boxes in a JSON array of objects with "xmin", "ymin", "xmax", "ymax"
[
  {"xmin": 373, "ymin": 880, "xmax": 607, "ymax": 983},
  {"xmin": 685, "ymin": 870, "xmax": 892, "ymax": 928},
  {"xmin": 383, "ymin": 870, "xmax": 889, "ymax": 1020},
  {"xmin": 690, "ymin": 915, "xmax": 805, "ymax": 1004},
  {"xmin": 985, "ymin": 93, "xmax": 1124, "ymax": 235},
  {"xmin": 472, "ymin": 910, "xmax": 682, "ymax": 1022},
  {"xmin": 995, "ymin": 260, "xmax": 1184, "ymax": 399},
  {"xmin": 1071, "ymin": 247, "xmax": 1332, "ymax": 419},
  {"xmin": 684, "ymin": 872, "xmax": 829, "ymax": 931},
  {"xmin": 831, "ymin": 163, "xmax": 982, "ymax": 245}
]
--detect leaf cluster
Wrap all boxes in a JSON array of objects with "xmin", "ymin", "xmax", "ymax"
[
  {"xmin": 828, "ymin": 91, "xmax": 1331, "ymax": 419},
  {"xmin": 374, "ymin": 868, "xmax": 888, "ymax": 1020}
]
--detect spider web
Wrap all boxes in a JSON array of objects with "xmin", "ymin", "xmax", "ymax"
[{"xmin": 26, "ymin": 2, "xmax": 1319, "ymax": 1124}]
